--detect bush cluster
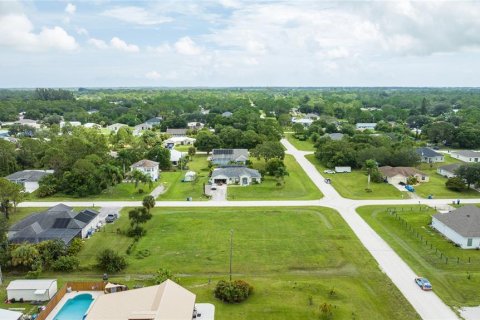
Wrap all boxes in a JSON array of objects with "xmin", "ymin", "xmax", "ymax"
[{"xmin": 214, "ymin": 280, "xmax": 253, "ymax": 303}]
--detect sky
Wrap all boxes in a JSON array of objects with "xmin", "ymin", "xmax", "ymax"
[{"xmin": 1, "ymin": 0, "xmax": 480, "ymax": 87}]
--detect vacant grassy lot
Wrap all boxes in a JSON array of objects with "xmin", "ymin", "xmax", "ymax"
[
  {"xmin": 358, "ymin": 205, "xmax": 480, "ymax": 308},
  {"xmin": 228, "ymin": 155, "xmax": 322, "ymax": 200},
  {"xmin": 284, "ymin": 132, "xmax": 316, "ymax": 151},
  {"xmin": 72, "ymin": 207, "xmax": 418, "ymax": 319},
  {"xmin": 415, "ymin": 155, "xmax": 480, "ymax": 199},
  {"xmin": 305, "ymin": 154, "xmax": 404, "ymax": 199}
]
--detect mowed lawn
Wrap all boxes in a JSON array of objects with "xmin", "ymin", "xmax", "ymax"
[
  {"xmin": 414, "ymin": 155, "xmax": 480, "ymax": 199},
  {"xmin": 358, "ymin": 205, "xmax": 480, "ymax": 308},
  {"xmin": 284, "ymin": 132, "xmax": 316, "ymax": 151},
  {"xmin": 227, "ymin": 155, "xmax": 322, "ymax": 200},
  {"xmin": 305, "ymin": 154, "xmax": 404, "ymax": 199},
  {"xmin": 76, "ymin": 207, "xmax": 418, "ymax": 319}
]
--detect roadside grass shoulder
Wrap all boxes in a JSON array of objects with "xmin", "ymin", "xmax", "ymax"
[{"xmin": 284, "ymin": 132, "xmax": 316, "ymax": 151}]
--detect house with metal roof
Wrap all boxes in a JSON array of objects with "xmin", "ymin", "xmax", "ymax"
[
  {"xmin": 211, "ymin": 149, "xmax": 249, "ymax": 166},
  {"xmin": 437, "ymin": 163, "xmax": 462, "ymax": 178},
  {"xmin": 416, "ymin": 147, "xmax": 444, "ymax": 163},
  {"xmin": 451, "ymin": 150, "xmax": 480, "ymax": 163},
  {"xmin": 8, "ymin": 204, "xmax": 99, "ymax": 245},
  {"xmin": 130, "ymin": 159, "xmax": 160, "ymax": 181},
  {"xmin": 325, "ymin": 133, "xmax": 344, "ymax": 141},
  {"xmin": 432, "ymin": 206, "xmax": 480, "ymax": 249},
  {"xmin": 6, "ymin": 170, "xmax": 54, "ymax": 193},
  {"xmin": 210, "ymin": 166, "xmax": 261, "ymax": 186}
]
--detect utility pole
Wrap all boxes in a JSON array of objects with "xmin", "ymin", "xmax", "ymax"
[{"xmin": 229, "ymin": 229, "xmax": 233, "ymax": 282}]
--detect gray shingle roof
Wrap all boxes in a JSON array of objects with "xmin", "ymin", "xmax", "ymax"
[
  {"xmin": 452, "ymin": 150, "xmax": 480, "ymax": 158},
  {"xmin": 416, "ymin": 147, "xmax": 442, "ymax": 158},
  {"xmin": 166, "ymin": 128, "xmax": 187, "ymax": 135},
  {"xmin": 327, "ymin": 133, "xmax": 344, "ymax": 141},
  {"xmin": 212, "ymin": 166, "xmax": 261, "ymax": 179},
  {"xmin": 433, "ymin": 205, "xmax": 480, "ymax": 237},
  {"xmin": 438, "ymin": 163, "xmax": 461, "ymax": 173},
  {"xmin": 212, "ymin": 149, "xmax": 249, "ymax": 162},
  {"xmin": 6, "ymin": 170, "xmax": 53, "ymax": 183}
]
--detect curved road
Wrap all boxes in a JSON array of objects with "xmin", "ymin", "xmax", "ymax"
[{"xmin": 20, "ymin": 138, "xmax": 472, "ymax": 319}]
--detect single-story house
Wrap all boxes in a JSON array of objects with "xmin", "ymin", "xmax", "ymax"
[
  {"xmin": 170, "ymin": 149, "xmax": 186, "ymax": 166},
  {"xmin": 166, "ymin": 128, "xmax": 188, "ymax": 137},
  {"xmin": 83, "ymin": 122, "xmax": 101, "ymax": 129},
  {"xmin": 187, "ymin": 122, "xmax": 205, "ymax": 130},
  {"xmin": 326, "ymin": 133, "xmax": 344, "ymax": 141},
  {"xmin": 60, "ymin": 121, "xmax": 81, "ymax": 128},
  {"xmin": 305, "ymin": 113, "xmax": 319, "ymax": 120},
  {"xmin": 211, "ymin": 149, "xmax": 249, "ymax": 166},
  {"xmin": 15, "ymin": 118, "xmax": 42, "ymax": 129},
  {"xmin": 437, "ymin": 163, "xmax": 462, "ymax": 178},
  {"xmin": 145, "ymin": 117, "xmax": 163, "ymax": 125},
  {"xmin": 106, "ymin": 123, "xmax": 128, "ymax": 132},
  {"xmin": 184, "ymin": 171, "xmax": 197, "ymax": 182},
  {"xmin": 8, "ymin": 204, "xmax": 100, "ymax": 244},
  {"xmin": 133, "ymin": 123, "xmax": 153, "ymax": 136},
  {"xmin": 451, "ymin": 150, "xmax": 480, "ymax": 163},
  {"xmin": 7, "ymin": 279, "xmax": 58, "ymax": 302},
  {"xmin": 416, "ymin": 147, "xmax": 444, "ymax": 163},
  {"xmin": 356, "ymin": 123, "xmax": 377, "ymax": 131},
  {"xmin": 0, "ymin": 308, "xmax": 22, "ymax": 320},
  {"xmin": 379, "ymin": 166, "xmax": 429, "ymax": 185},
  {"xmin": 163, "ymin": 136, "xmax": 196, "ymax": 148},
  {"xmin": 210, "ymin": 166, "xmax": 261, "ymax": 186},
  {"xmin": 85, "ymin": 280, "xmax": 197, "ymax": 320},
  {"xmin": 130, "ymin": 159, "xmax": 160, "ymax": 181},
  {"xmin": 432, "ymin": 206, "xmax": 480, "ymax": 249},
  {"xmin": 222, "ymin": 111, "xmax": 233, "ymax": 117},
  {"xmin": 291, "ymin": 117, "xmax": 313, "ymax": 127},
  {"xmin": 6, "ymin": 170, "xmax": 54, "ymax": 193}
]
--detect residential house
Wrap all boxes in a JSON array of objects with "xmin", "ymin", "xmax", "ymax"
[
  {"xmin": 211, "ymin": 149, "xmax": 249, "ymax": 165},
  {"xmin": 133, "ymin": 122, "xmax": 153, "ymax": 136},
  {"xmin": 146, "ymin": 117, "xmax": 163, "ymax": 126},
  {"xmin": 432, "ymin": 206, "xmax": 480, "ymax": 249},
  {"xmin": 356, "ymin": 123, "xmax": 377, "ymax": 131},
  {"xmin": 8, "ymin": 204, "xmax": 100, "ymax": 244},
  {"xmin": 106, "ymin": 123, "xmax": 128, "ymax": 132},
  {"xmin": 85, "ymin": 279, "xmax": 215, "ymax": 320},
  {"xmin": 83, "ymin": 122, "xmax": 101, "ymax": 129},
  {"xmin": 451, "ymin": 150, "xmax": 480, "ymax": 163},
  {"xmin": 60, "ymin": 121, "xmax": 81, "ymax": 128},
  {"xmin": 6, "ymin": 170, "xmax": 53, "ymax": 193},
  {"xmin": 416, "ymin": 147, "xmax": 444, "ymax": 163},
  {"xmin": 184, "ymin": 171, "xmax": 197, "ymax": 182},
  {"xmin": 163, "ymin": 137, "xmax": 196, "ymax": 149},
  {"xmin": 130, "ymin": 159, "xmax": 160, "ymax": 181},
  {"xmin": 379, "ymin": 166, "xmax": 429, "ymax": 185},
  {"xmin": 305, "ymin": 113, "xmax": 319, "ymax": 120},
  {"xmin": 166, "ymin": 128, "xmax": 188, "ymax": 137},
  {"xmin": 170, "ymin": 149, "xmax": 186, "ymax": 166},
  {"xmin": 187, "ymin": 122, "xmax": 205, "ymax": 130},
  {"xmin": 210, "ymin": 166, "xmax": 261, "ymax": 186},
  {"xmin": 15, "ymin": 118, "xmax": 41, "ymax": 129},
  {"xmin": 291, "ymin": 117, "xmax": 313, "ymax": 127},
  {"xmin": 0, "ymin": 308, "xmax": 22, "ymax": 320},
  {"xmin": 7, "ymin": 279, "xmax": 58, "ymax": 302},
  {"xmin": 222, "ymin": 111, "xmax": 233, "ymax": 117},
  {"xmin": 325, "ymin": 133, "xmax": 344, "ymax": 141},
  {"xmin": 437, "ymin": 163, "xmax": 462, "ymax": 178}
]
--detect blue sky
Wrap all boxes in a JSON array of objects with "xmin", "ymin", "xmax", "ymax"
[{"xmin": 1, "ymin": 0, "xmax": 480, "ymax": 87}]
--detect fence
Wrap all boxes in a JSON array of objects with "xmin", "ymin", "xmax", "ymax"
[{"xmin": 35, "ymin": 281, "xmax": 106, "ymax": 320}]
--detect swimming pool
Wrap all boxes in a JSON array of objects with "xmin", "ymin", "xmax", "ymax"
[{"xmin": 53, "ymin": 293, "xmax": 93, "ymax": 320}]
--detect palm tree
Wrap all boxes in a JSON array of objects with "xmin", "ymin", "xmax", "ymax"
[
  {"xmin": 364, "ymin": 159, "xmax": 377, "ymax": 189},
  {"xmin": 142, "ymin": 195, "xmax": 156, "ymax": 213}
]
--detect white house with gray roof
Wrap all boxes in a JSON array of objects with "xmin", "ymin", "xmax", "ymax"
[
  {"xmin": 432, "ymin": 206, "xmax": 480, "ymax": 249},
  {"xmin": 416, "ymin": 147, "xmax": 444, "ymax": 163},
  {"xmin": 6, "ymin": 170, "xmax": 53, "ymax": 193},
  {"xmin": 437, "ymin": 163, "xmax": 462, "ymax": 178},
  {"xmin": 211, "ymin": 149, "xmax": 249, "ymax": 166},
  {"xmin": 210, "ymin": 167, "xmax": 261, "ymax": 186},
  {"xmin": 451, "ymin": 150, "xmax": 480, "ymax": 163}
]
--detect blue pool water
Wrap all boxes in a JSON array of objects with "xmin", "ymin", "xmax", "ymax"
[{"xmin": 53, "ymin": 293, "xmax": 93, "ymax": 320}]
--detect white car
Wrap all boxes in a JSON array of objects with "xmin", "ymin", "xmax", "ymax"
[{"xmin": 324, "ymin": 170, "xmax": 336, "ymax": 174}]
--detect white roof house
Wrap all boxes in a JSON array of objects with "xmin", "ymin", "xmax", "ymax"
[
  {"xmin": 451, "ymin": 150, "xmax": 480, "ymax": 163},
  {"xmin": 60, "ymin": 121, "xmax": 81, "ymax": 128},
  {"xmin": 356, "ymin": 123, "xmax": 377, "ymax": 131},
  {"xmin": 0, "ymin": 308, "xmax": 22, "ymax": 320},
  {"xmin": 164, "ymin": 137, "xmax": 196, "ymax": 146},
  {"xmin": 84, "ymin": 122, "xmax": 101, "ymax": 129},
  {"xmin": 7, "ymin": 279, "xmax": 58, "ymax": 302},
  {"xmin": 291, "ymin": 117, "xmax": 313, "ymax": 127},
  {"xmin": 170, "ymin": 149, "xmax": 186, "ymax": 166},
  {"xmin": 106, "ymin": 123, "xmax": 128, "ymax": 132},
  {"xmin": 187, "ymin": 122, "xmax": 205, "ymax": 130}
]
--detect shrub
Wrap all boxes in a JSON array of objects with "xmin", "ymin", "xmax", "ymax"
[
  {"xmin": 127, "ymin": 226, "xmax": 146, "ymax": 238},
  {"xmin": 137, "ymin": 188, "xmax": 144, "ymax": 194},
  {"xmin": 445, "ymin": 177, "xmax": 467, "ymax": 191},
  {"xmin": 52, "ymin": 256, "xmax": 79, "ymax": 272},
  {"xmin": 155, "ymin": 268, "xmax": 180, "ymax": 284},
  {"xmin": 406, "ymin": 176, "xmax": 418, "ymax": 185},
  {"xmin": 67, "ymin": 238, "xmax": 84, "ymax": 256},
  {"xmin": 214, "ymin": 280, "xmax": 253, "ymax": 303},
  {"xmin": 96, "ymin": 249, "xmax": 127, "ymax": 273}
]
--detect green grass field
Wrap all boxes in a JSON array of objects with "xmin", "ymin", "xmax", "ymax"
[
  {"xmin": 72, "ymin": 207, "xmax": 418, "ymax": 319},
  {"xmin": 358, "ymin": 205, "xmax": 480, "ymax": 308},
  {"xmin": 227, "ymin": 155, "xmax": 322, "ymax": 200},
  {"xmin": 284, "ymin": 132, "xmax": 316, "ymax": 151},
  {"xmin": 305, "ymin": 154, "xmax": 404, "ymax": 199}
]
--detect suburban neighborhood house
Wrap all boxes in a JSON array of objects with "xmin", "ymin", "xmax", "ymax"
[
  {"xmin": 325, "ymin": 132, "xmax": 344, "ymax": 141},
  {"xmin": 210, "ymin": 167, "xmax": 261, "ymax": 186},
  {"xmin": 106, "ymin": 123, "xmax": 128, "ymax": 132},
  {"xmin": 130, "ymin": 159, "xmax": 160, "ymax": 181},
  {"xmin": 8, "ymin": 204, "xmax": 99, "ymax": 244},
  {"xmin": 85, "ymin": 279, "xmax": 214, "ymax": 320},
  {"xmin": 164, "ymin": 136, "xmax": 196, "ymax": 148},
  {"xmin": 437, "ymin": 163, "xmax": 462, "ymax": 178},
  {"xmin": 0, "ymin": 308, "xmax": 22, "ymax": 320},
  {"xmin": 211, "ymin": 149, "xmax": 249, "ymax": 165},
  {"xmin": 187, "ymin": 121, "xmax": 205, "ymax": 130},
  {"xmin": 432, "ymin": 206, "xmax": 480, "ymax": 249},
  {"xmin": 6, "ymin": 169, "xmax": 53, "ymax": 192},
  {"xmin": 170, "ymin": 149, "xmax": 186, "ymax": 166},
  {"xmin": 355, "ymin": 123, "xmax": 377, "ymax": 131},
  {"xmin": 146, "ymin": 116, "xmax": 163, "ymax": 126},
  {"xmin": 166, "ymin": 128, "xmax": 188, "ymax": 137},
  {"xmin": 379, "ymin": 166, "xmax": 429, "ymax": 185},
  {"xmin": 416, "ymin": 147, "xmax": 444, "ymax": 163},
  {"xmin": 291, "ymin": 117, "xmax": 313, "ymax": 127},
  {"xmin": 451, "ymin": 150, "xmax": 480, "ymax": 162},
  {"xmin": 7, "ymin": 279, "xmax": 58, "ymax": 302}
]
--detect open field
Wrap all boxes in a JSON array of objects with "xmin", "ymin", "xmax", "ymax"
[
  {"xmin": 71, "ymin": 207, "xmax": 418, "ymax": 319},
  {"xmin": 284, "ymin": 132, "xmax": 316, "ymax": 151},
  {"xmin": 227, "ymin": 155, "xmax": 322, "ymax": 200},
  {"xmin": 358, "ymin": 205, "xmax": 480, "ymax": 308},
  {"xmin": 305, "ymin": 154, "xmax": 404, "ymax": 199}
]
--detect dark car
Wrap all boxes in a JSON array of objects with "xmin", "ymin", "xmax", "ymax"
[{"xmin": 105, "ymin": 213, "xmax": 118, "ymax": 223}]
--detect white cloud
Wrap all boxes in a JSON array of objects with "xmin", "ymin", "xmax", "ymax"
[
  {"xmin": 103, "ymin": 6, "xmax": 173, "ymax": 25},
  {"xmin": 88, "ymin": 38, "xmax": 108, "ymax": 49},
  {"xmin": 65, "ymin": 3, "xmax": 76, "ymax": 15},
  {"xmin": 0, "ymin": 13, "xmax": 78, "ymax": 51},
  {"xmin": 174, "ymin": 36, "xmax": 202, "ymax": 55},
  {"xmin": 147, "ymin": 43, "xmax": 172, "ymax": 54},
  {"xmin": 145, "ymin": 71, "xmax": 162, "ymax": 80},
  {"xmin": 76, "ymin": 27, "xmax": 89, "ymax": 36},
  {"xmin": 110, "ymin": 37, "xmax": 139, "ymax": 53}
]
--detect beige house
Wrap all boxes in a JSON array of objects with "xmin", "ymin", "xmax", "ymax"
[
  {"xmin": 85, "ymin": 280, "xmax": 196, "ymax": 320},
  {"xmin": 379, "ymin": 166, "xmax": 429, "ymax": 185}
]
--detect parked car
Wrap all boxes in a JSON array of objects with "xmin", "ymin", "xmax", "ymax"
[
  {"xmin": 105, "ymin": 213, "xmax": 118, "ymax": 223},
  {"xmin": 324, "ymin": 170, "xmax": 335, "ymax": 174},
  {"xmin": 324, "ymin": 178, "xmax": 331, "ymax": 184},
  {"xmin": 415, "ymin": 277, "xmax": 432, "ymax": 291}
]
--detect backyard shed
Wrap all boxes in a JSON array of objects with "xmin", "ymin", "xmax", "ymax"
[
  {"xmin": 0, "ymin": 308, "xmax": 23, "ymax": 320},
  {"xmin": 184, "ymin": 171, "xmax": 197, "ymax": 182},
  {"xmin": 7, "ymin": 279, "xmax": 57, "ymax": 302}
]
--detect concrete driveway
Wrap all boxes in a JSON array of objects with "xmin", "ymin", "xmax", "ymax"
[{"xmin": 210, "ymin": 184, "xmax": 227, "ymax": 201}]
